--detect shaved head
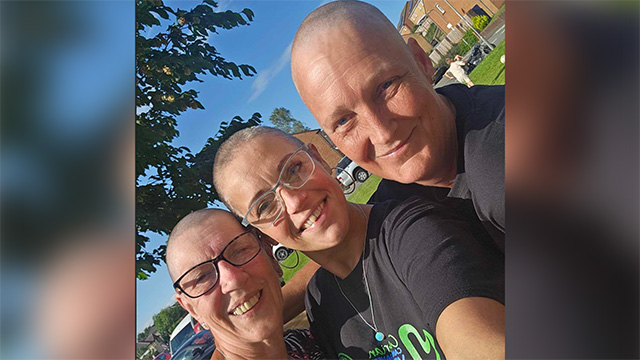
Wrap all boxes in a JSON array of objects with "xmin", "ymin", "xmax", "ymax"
[
  {"xmin": 213, "ymin": 126, "xmax": 303, "ymax": 214},
  {"xmin": 291, "ymin": 0, "xmax": 410, "ymax": 84},
  {"xmin": 290, "ymin": 1, "xmax": 456, "ymax": 187},
  {"xmin": 166, "ymin": 208, "xmax": 240, "ymax": 281}
]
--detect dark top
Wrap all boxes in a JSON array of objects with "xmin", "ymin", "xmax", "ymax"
[
  {"xmin": 306, "ymin": 197, "xmax": 504, "ymax": 360},
  {"xmin": 369, "ymin": 84, "xmax": 505, "ymax": 251},
  {"xmin": 284, "ymin": 328, "xmax": 325, "ymax": 360}
]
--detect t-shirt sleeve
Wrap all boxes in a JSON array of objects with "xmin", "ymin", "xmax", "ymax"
[
  {"xmin": 466, "ymin": 105, "xmax": 505, "ymax": 234},
  {"xmin": 381, "ymin": 197, "xmax": 504, "ymax": 328}
]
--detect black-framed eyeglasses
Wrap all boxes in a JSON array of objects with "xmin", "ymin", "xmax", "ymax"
[
  {"xmin": 173, "ymin": 230, "xmax": 262, "ymax": 298},
  {"xmin": 242, "ymin": 144, "xmax": 316, "ymax": 229}
]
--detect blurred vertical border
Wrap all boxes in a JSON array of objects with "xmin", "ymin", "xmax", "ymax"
[
  {"xmin": 507, "ymin": 0, "xmax": 639, "ymax": 358},
  {"xmin": 1, "ymin": 1, "xmax": 134, "ymax": 359}
]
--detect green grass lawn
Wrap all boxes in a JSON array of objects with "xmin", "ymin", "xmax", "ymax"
[
  {"xmin": 279, "ymin": 174, "xmax": 383, "ymax": 282},
  {"xmin": 469, "ymin": 40, "xmax": 505, "ymax": 85},
  {"xmin": 281, "ymin": 250, "xmax": 311, "ymax": 283},
  {"xmin": 347, "ymin": 175, "xmax": 382, "ymax": 204}
]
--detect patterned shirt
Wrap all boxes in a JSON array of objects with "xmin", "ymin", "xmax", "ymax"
[{"xmin": 284, "ymin": 328, "xmax": 325, "ymax": 360}]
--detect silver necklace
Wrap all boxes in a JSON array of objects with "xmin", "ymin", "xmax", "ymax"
[
  {"xmin": 334, "ymin": 204, "xmax": 385, "ymax": 342},
  {"xmin": 217, "ymin": 348, "xmax": 231, "ymax": 360}
]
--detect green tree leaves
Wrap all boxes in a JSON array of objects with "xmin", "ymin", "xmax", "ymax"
[
  {"xmin": 136, "ymin": 0, "xmax": 259, "ymax": 279},
  {"xmin": 472, "ymin": 15, "xmax": 490, "ymax": 31},
  {"xmin": 152, "ymin": 303, "xmax": 188, "ymax": 344},
  {"xmin": 269, "ymin": 107, "xmax": 310, "ymax": 134}
]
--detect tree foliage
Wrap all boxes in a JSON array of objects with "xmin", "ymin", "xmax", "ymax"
[
  {"xmin": 152, "ymin": 303, "xmax": 188, "ymax": 343},
  {"xmin": 472, "ymin": 15, "xmax": 490, "ymax": 31},
  {"xmin": 136, "ymin": 0, "xmax": 259, "ymax": 279},
  {"xmin": 137, "ymin": 325, "xmax": 154, "ymax": 342},
  {"xmin": 269, "ymin": 107, "xmax": 310, "ymax": 134}
]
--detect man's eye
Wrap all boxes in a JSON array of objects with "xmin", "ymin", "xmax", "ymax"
[
  {"xmin": 381, "ymin": 79, "xmax": 394, "ymax": 90},
  {"xmin": 337, "ymin": 117, "xmax": 349, "ymax": 126}
]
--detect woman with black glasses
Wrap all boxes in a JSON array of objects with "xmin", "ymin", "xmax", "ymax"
[
  {"xmin": 166, "ymin": 208, "xmax": 323, "ymax": 360},
  {"xmin": 213, "ymin": 126, "xmax": 505, "ymax": 360}
]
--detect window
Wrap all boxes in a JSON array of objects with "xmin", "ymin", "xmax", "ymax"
[{"xmin": 435, "ymin": 3, "xmax": 445, "ymax": 14}]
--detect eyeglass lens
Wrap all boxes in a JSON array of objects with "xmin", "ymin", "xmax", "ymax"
[
  {"xmin": 246, "ymin": 150, "xmax": 314, "ymax": 227},
  {"xmin": 178, "ymin": 232, "xmax": 260, "ymax": 297}
]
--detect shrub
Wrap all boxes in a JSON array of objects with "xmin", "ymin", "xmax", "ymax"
[
  {"xmin": 457, "ymin": 29, "xmax": 479, "ymax": 55},
  {"xmin": 472, "ymin": 15, "xmax": 490, "ymax": 31},
  {"xmin": 425, "ymin": 23, "xmax": 438, "ymax": 42}
]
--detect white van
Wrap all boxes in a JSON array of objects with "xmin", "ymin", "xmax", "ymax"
[{"xmin": 169, "ymin": 314, "xmax": 195, "ymax": 355}]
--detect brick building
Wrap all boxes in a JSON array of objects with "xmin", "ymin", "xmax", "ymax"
[
  {"xmin": 396, "ymin": 0, "xmax": 504, "ymax": 62},
  {"xmin": 397, "ymin": 1, "xmax": 416, "ymax": 35},
  {"xmin": 292, "ymin": 129, "xmax": 344, "ymax": 168}
]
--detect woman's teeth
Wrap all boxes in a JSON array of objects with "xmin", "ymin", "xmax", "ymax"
[
  {"xmin": 232, "ymin": 292, "xmax": 261, "ymax": 316},
  {"xmin": 302, "ymin": 201, "xmax": 325, "ymax": 230}
]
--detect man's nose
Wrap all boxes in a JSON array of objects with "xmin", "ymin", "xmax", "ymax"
[
  {"xmin": 217, "ymin": 260, "xmax": 249, "ymax": 294},
  {"xmin": 363, "ymin": 107, "xmax": 397, "ymax": 145}
]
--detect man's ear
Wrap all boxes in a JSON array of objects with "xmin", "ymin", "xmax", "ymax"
[
  {"xmin": 407, "ymin": 37, "xmax": 435, "ymax": 81},
  {"xmin": 307, "ymin": 143, "xmax": 331, "ymax": 172}
]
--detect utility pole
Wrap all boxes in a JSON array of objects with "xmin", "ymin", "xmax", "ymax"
[{"xmin": 442, "ymin": 0, "xmax": 494, "ymax": 49}]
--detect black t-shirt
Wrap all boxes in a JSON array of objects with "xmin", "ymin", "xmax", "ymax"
[
  {"xmin": 306, "ymin": 197, "xmax": 504, "ymax": 360},
  {"xmin": 370, "ymin": 84, "xmax": 505, "ymax": 251}
]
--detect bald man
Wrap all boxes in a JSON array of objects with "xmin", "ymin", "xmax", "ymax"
[
  {"xmin": 280, "ymin": 0, "xmax": 506, "ymax": 356},
  {"xmin": 291, "ymin": 0, "xmax": 504, "ymax": 247}
]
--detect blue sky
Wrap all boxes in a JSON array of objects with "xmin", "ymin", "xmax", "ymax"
[{"xmin": 137, "ymin": 0, "xmax": 410, "ymax": 334}]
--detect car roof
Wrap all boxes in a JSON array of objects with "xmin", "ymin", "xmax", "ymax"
[{"xmin": 172, "ymin": 330, "xmax": 214, "ymax": 355}]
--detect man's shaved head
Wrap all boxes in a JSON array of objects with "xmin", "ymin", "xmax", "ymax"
[
  {"xmin": 165, "ymin": 208, "xmax": 240, "ymax": 281},
  {"xmin": 292, "ymin": 0, "xmax": 409, "ymax": 83},
  {"xmin": 290, "ymin": 0, "xmax": 456, "ymax": 187}
]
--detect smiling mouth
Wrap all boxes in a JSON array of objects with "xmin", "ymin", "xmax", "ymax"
[
  {"xmin": 378, "ymin": 128, "xmax": 415, "ymax": 158},
  {"xmin": 231, "ymin": 290, "xmax": 261, "ymax": 316},
  {"xmin": 301, "ymin": 199, "xmax": 326, "ymax": 231}
]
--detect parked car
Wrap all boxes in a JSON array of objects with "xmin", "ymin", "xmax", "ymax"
[
  {"xmin": 170, "ymin": 314, "xmax": 196, "ymax": 355},
  {"xmin": 153, "ymin": 351, "xmax": 171, "ymax": 360},
  {"xmin": 273, "ymin": 243, "xmax": 294, "ymax": 261},
  {"xmin": 171, "ymin": 330, "xmax": 216, "ymax": 360},
  {"xmin": 336, "ymin": 156, "xmax": 369, "ymax": 184},
  {"xmin": 463, "ymin": 43, "xmax": 493, "ymax": 74}
]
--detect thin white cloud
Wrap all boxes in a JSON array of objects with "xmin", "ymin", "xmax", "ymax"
[
  {"xmin": 216, "ymin": 0, "xmax": 233, "ymax": 12},
  {"xmin": 141, "ymin": 317, "xmax": 153, "ymax": 329},
  {"xmin": 248, "ymin": 42, "xmax": 293, "ymax": 102},
  {"xmin": 164, "ymin": 293, "xmax": 177, "ymax": 307}
]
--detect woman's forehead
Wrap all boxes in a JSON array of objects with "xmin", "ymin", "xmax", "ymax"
[
  {"xmin": 248, "ymin": 133, "xmax": 299, "ymax": 155},
  {"xmin": 222, "ymin": 136, "xmax": 297, "ymax": 206}
]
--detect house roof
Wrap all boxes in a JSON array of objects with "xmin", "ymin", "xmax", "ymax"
[{"xmin": 397, "ymin": 1, "xmax": 416, "ymax": 31}]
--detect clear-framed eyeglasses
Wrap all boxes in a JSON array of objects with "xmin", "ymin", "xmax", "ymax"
[
  {"xmin": 173, "ymin": 230, "xmax": 262, "ymax": 298},
  {"xmin": 242, "ymin": 145, "xmax": 316, "ymax": 229}
]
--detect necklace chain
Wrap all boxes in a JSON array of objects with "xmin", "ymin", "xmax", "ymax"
[
  {"xmin": 217, "ymin": 348, "xmax": 231, "ymax": 360},
  {"xmin": 334, "ymin": 204, "xmax": 384, "ymax": 341}
]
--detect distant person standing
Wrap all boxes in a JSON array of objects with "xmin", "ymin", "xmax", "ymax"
[{"xmin": 445, "ymin": 58, "xmax": 475, "ymax": 87}]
